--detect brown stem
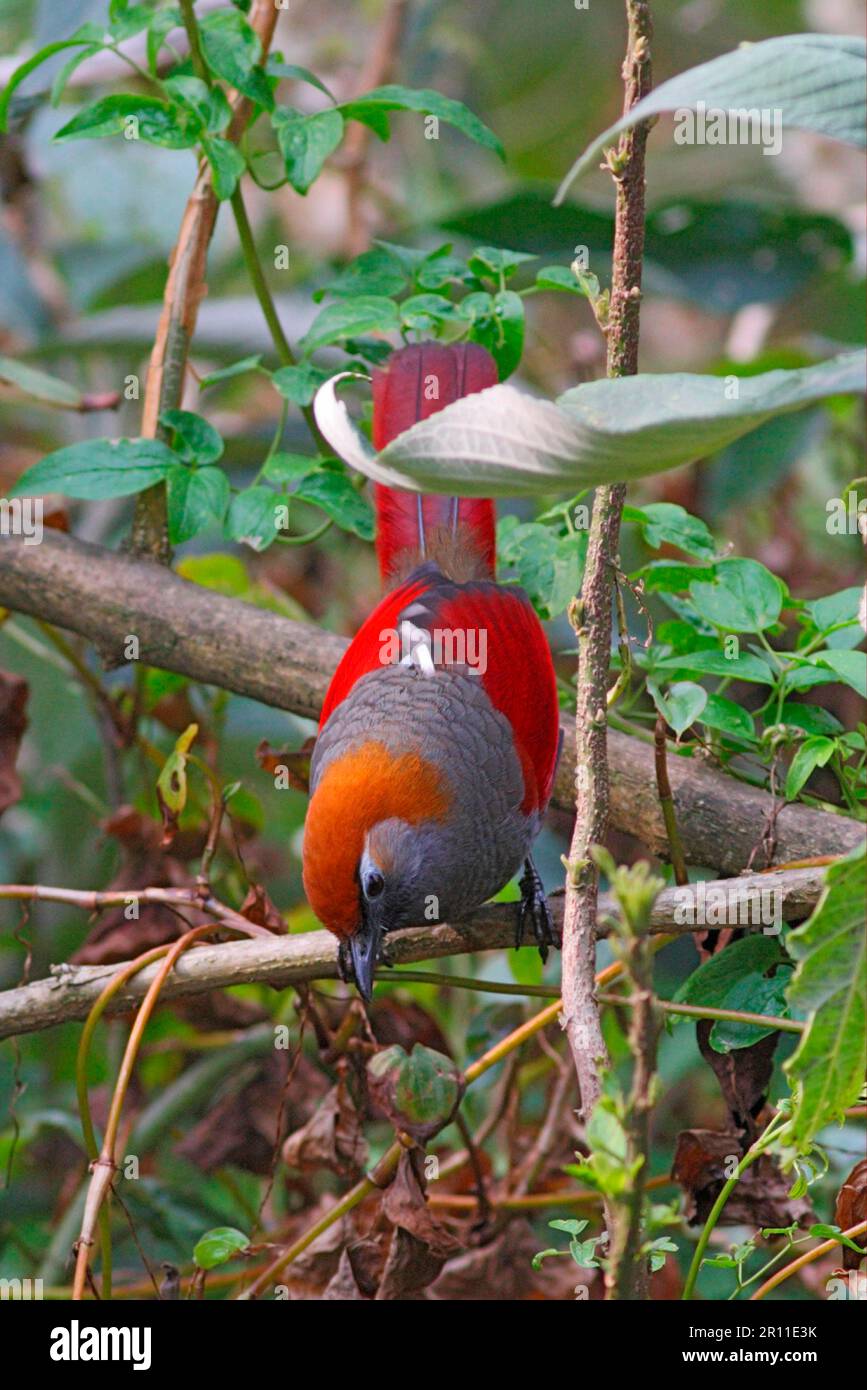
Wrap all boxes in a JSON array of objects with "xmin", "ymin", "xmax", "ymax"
[
  {"xmin": 654, "ymin": 715, "xmax": 689, "ymax": 886},
  {"xmin": 560, "ymin": 0, "xmax": 654, "ymax": 1216},
  {"xmin": 131, "ymin": 0, "xmax": 281, "ymax": 561}
]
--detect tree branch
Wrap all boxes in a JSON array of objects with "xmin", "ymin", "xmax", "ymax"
[
  {"xmin": 560, "ymin": 0, "xmax": 654, "ymax": 1135},
  {"xmin": 0, "ymin": 867, "xmax": 827, "ymax": 1040},
  {"xmin": 0, "ymin": 529, "xmax": 860, "ymax": 871}
]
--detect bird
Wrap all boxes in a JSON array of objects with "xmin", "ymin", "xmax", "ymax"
[{"xmin": 302, "ymin": 341, "xmax": 562, "ymax": 999}]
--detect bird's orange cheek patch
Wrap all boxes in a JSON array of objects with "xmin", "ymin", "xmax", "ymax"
[{"xmin": 302, "ymin": 741, "xmax": 450, "ymax": 938}]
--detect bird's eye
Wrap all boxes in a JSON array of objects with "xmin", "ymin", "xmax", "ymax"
[{"xmin": 363, "ymin": 869, "xmax": 385, "ymax": 899}]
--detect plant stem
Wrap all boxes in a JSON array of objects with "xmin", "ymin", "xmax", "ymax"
[
  {"xmin": 681, "ymin": 1108, "xmax": 788, "ymax": 1300},
  {"xmin": 560, "ymin": 0, "xmax": 654, "ymax": 1240},
  {"xmin": 750, "ymin": 1220, "xmax": 867, "ymax": 1300}
]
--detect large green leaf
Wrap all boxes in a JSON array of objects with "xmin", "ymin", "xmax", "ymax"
[
  {"xmin": 557, "ymin": 34, "xmax": 867, "ymax": 199},
  {"xmin": 312, "ymin": 351, "xmax": 865, "ymax": 497},
  {"xmin": 10, "ymin": 438, "xmax": 177, "ymax": 500},
  {"xmin": 784, "ymin": 847, "xmax": 867, "ymax": 1151},
  {"xmin": 340, "ymin": 85, "xmax": 504, "ymax": 160},
  {"xmin": 55, "ymin": 95, "xmax": 197, "ymax": 149},
  {"xmin": 199, "ymin": 9, "xmax": 273, "ymax": 109}
]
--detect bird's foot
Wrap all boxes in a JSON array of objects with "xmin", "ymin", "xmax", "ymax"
[
  {"xmin": 516, "ymin": 857, "xmax": 561, "ymax": 963},
  {"xmin": 337, "ymin": 938, "xmax": 354, "ymax": 985},
  {"xmin": 377, "ymin": 934, "xmax": 395, "ymax": 969}
]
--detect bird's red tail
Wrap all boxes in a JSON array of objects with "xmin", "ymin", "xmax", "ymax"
[{"xmin": 371, "ymin": 342, "xmax": 498, "ymax": 583}]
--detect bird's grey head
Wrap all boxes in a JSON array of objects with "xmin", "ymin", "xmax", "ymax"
[{"xmin": 351, "ymin": 817, "xmax": 443, "ymax": 999}]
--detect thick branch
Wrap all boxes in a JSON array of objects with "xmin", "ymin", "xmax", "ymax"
[
  {"xmin": 0, "ymin": 867, "xmax": 827, "ymax": 1041},
  {"xmin": 0, "ymin": 529, "xmax": 860, "ymax": 870}
]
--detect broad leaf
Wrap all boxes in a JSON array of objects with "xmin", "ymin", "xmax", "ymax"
[
  {"xmin": 785, "ymin": 737, "xmax": 836, "ymax": 801},
  {"xmin": 11, "ymin": 438, "xmax": 177, "ymax": 500},
  {"xmin": 340, "ymin": 85, "xmax": 504, "ymax": 160},
  {"xmin": 649, "ymin": 680, "xmax": 707, "ymax": 737},
  {"xmin": 203, "ymin": 136, "xmax": 246, "ymax": 201},
  {"xmin": 784, "ymin": 848, "xmax": 867, "ymax": 1150},
  {"xmin": 199, "ymin": 9, "xmax": 273, "ymax": 110},
  {"xmin": 226, "ymin": 486, "xmax": 287, "ymax": 552},
  {"xmin": 293, "ymin": 470, "xmax": 374, "ymax": 540},
  {"xmin": 557, "ymin": 35, "xmax": 867, "ymax": 198},
  {"xmin": 311, "ymin": 351, "xmax": 865, "ymax": 496},
  {"xmin": 55, "ymin": 95, "xmax": 196, "ymax": 149},
  {"xmin": 272, "ymin": 107, "xmax": 344, "ymax": 194},
  {"xmin": 166, "ymin": 466, "xmax": 229, "ymax": 544},
  {"xmin": 690, "ymin": 558, "xmax": 785, "ymax": 633},
  {"xmin": 300, "ymin": 298, "xmax": 399, "ymax": 355}
]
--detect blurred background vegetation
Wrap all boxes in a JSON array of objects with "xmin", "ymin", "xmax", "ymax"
[{"xmin": 0, "ymin": 0, "xmax": 864, "ymax": 1298}]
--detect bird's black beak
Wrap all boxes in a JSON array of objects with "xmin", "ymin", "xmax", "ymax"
[{"xmin": 349, "ymin": 918, "xmax": 383, "ymax": 1002}]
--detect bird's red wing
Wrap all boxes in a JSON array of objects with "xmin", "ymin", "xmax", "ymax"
[
  {"xmin": 427, "ymin": 582, "xmax": 561, "ymax": 814},
  {"xmin": 319, "ymin": 571, "xmax": 433, "ymax": 726}
]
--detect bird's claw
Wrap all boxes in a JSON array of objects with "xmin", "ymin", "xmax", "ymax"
[{"xmin": 516, "ymin": 858, "xmax": 560, "ymax": 962}]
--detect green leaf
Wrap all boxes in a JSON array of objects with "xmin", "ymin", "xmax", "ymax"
[
  {"xmin": 784, "ymin": 847, "xmax": 867, "ymax": 1150},
  {"xmin": 265, "ymin": 60, "xmax": 336, "ymax": 102},
  {"xmin": 534, "ymin": 265, "xmax": 589, "ymax": 295},
  {"xmin": 700, "ymin": 693, "xmax": 756, "ymax": 741},
  {"xmin": 806, "ymin": 587, "xmax": 863, "ymax": 649},
  {"xmin": 199, "ymin": 9, "xmax": 273, "ymax": 109},
  {"xmin": 200, "ymin": 355, "xmax": 263, "ymax": 388},
  {"xmin": 467, "ymin": 246, "xmax": 536, "ymax": 280},
  {"xmin": 226, "ymin": 486, "xmax": 287, "ymax": 552},
  {"xmin": 497, "ymin": 518, "xmax": 585, "ymax": 619},
  {"xmin": 271, "ymin": 362, "xmax": 331, "ymax": 406},
  {"xmin": 673, "ymin": 936, "xmax": 788, "ymax": 1024},
  {"xmin": 399, "ymin": 293, "xmax": 462, "ymax": 332},
  {"xmin": 165, "ymin": 75, "xmax": 231, "ymax": 134},
  {"xmin": 785, "ymin": 737, "xmax": 836, "ymax": 801},
  {"xmin": 10, "ymin": 438, "xmax": 177, "ymax": 500},
  {"xmin": 0, "ymin": 30, "xmax": 106, "ymax": 133},
  {"xmin": 649, "ymin": 680, "xmax": 707, "ymax": 738},
  {"xmin": 147, "ymin": 8, "xmax": 181, "ymax": 76},
  {"xmin": 810, "ymin": 649, "xmax": 867, "ymax": 699},
  {"xmin": 300, "ymin": 296, "xmax": 399, "ymax": 355},
  {"xmin": 319, "ymin": 246, "xmax": 408, "ymax": 300},
  {"xmin": 340, "ymin": 85, "xmax": 504, "ymax": 159},
  {"xmin": 193, "ymin": 1226, "xmax": 250, "ymax": 1271},
  {"xmin": 779, "ymin": 702, "xmax": 843, "ymax": 738},
  {"xmin": 708, "ymin": 972, "xmax": 793, "ymax": 1052},
  {"xmin": 50, "ymin": 44, "xmax": 102, "ymax": 108},
  {"xmin": 690, "ymin": 558, "xmax": 785, "ymax": 633},
  {"xmin": 557, "ymin": 35, "xmax": 867, "ymax": 198},
  {"xmin": 0, "ymin": 355, "xmax": 89, "ymax": 410},
  {"xmin": 313, "ymin": 350, "xmax": 866, "ymax": 496},
  {"xmin": 625, "ymin": 502, "xmax": 717, "ymax": 559},
  {"xmin": 272, "ymin": 106, "xmax": 344, "ymax": 194},
  {"xmin": 294, "ymin": 470, "xmax": 374, "ymax": 540},
  {"xmin": 167, "ymin": 466, "xmax": 229, "ymax": 544},
  {"xmin": 459, "ymin": 289, "xmax": 524, "ymax": 380},
  {"xmin": 639, "ymin": 561, "xmax": 715, "ymax": 593},
  {"xmin": 654, "ymin": 647, "xmax": 774, "ymax": 685},
  {"xmin": 202, "ymin": 135, "xmax": 246, "ymax": 200},
  {"xmin": 160, "ymin": 410, "xmax": 224, "ymax": 465},
  {"xmin": 263, "ymin": 452, "xmax": 321, "ymax": 483},
  {"xmin": 55, "ymin": 95, "xmax": 196, "ymax": 149}
]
